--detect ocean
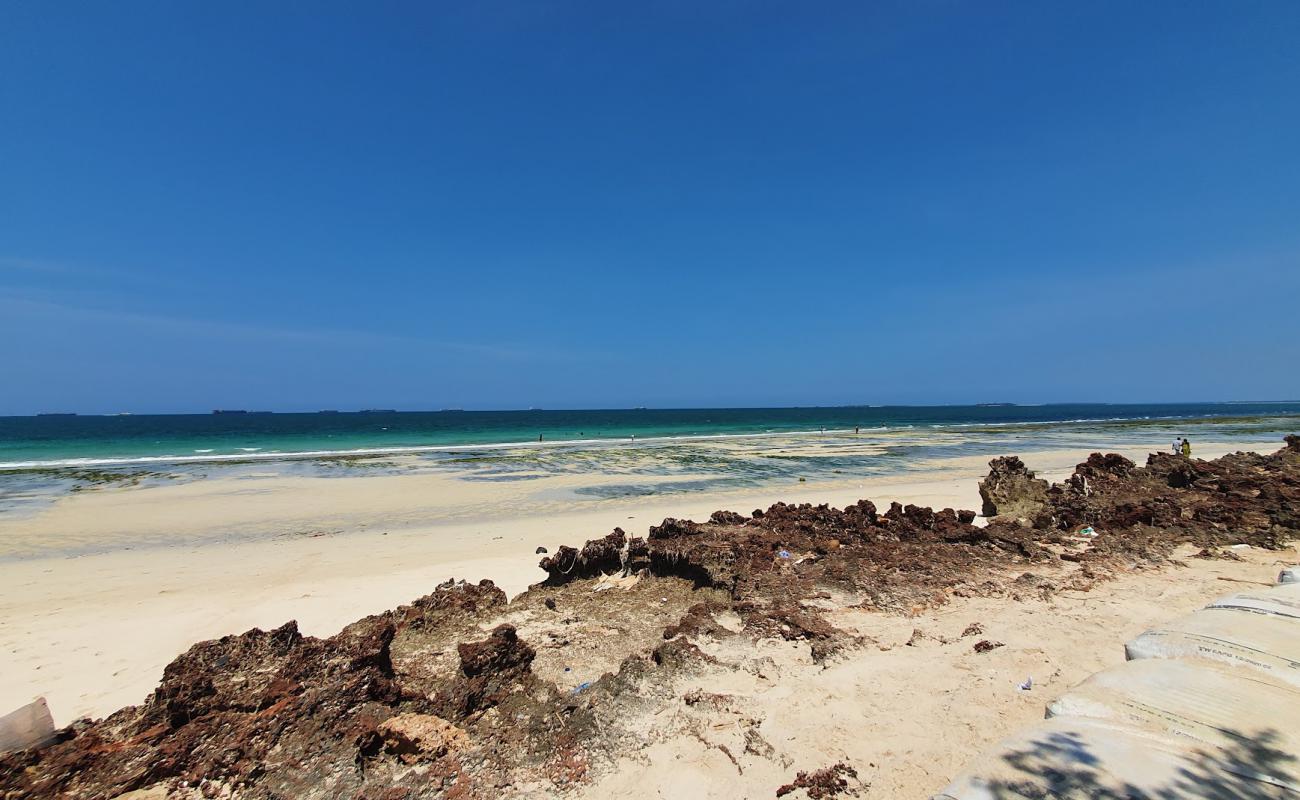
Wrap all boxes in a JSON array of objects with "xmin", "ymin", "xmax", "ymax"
[
  {"xmin": 2, "ymin": 402, "xmax": 1299, "ymax": 538},
  {"xmin": 1, "ymin": 403, "xmax": 1298, "ymax": 469}
]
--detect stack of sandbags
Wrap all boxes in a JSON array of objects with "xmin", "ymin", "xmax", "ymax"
[
  {"xmin": 1045, "ymin": 658, "xmax": 1300, "ymax": 791},
  {"xmin": 933, "ymin": 569, "xmax": 1300, "ymax": 799},
  {"xmin": 1125, "ymin": 583, "xmax": 1300, "ymax": 687},
  {"xmin": 1205, "ymin": 580, "xmax": 1300, "ymax": 618},
  {"xmin": 931, "ymin": 716, "xmax": 1281, "ymax": 800},
  {"xmin": 0, "ymin": 697, "xmax": 56, "ymax": 754}
]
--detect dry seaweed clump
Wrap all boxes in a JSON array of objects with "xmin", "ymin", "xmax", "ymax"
[
  {"xmin": 776, "ymin": 762, "xmax": 863, "ymax": 798},
  {"xmin": 3, "ymin": 438, "xmax": 1299, "ymax": 799}
]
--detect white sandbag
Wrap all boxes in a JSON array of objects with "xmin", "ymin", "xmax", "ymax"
[
  {"xmin": 1046, "ymin": 658, "xmax": 1300, "ymax": 788},
  {"xmin": 1125, "ymin": 607, "xmax": 1300, "ymax": 687},
  {"xmin": 1280, "ymin": 566, "xmax": 1300, "ymax": 585},
  {"xmin": 1207, "ymin": 582, "xmax": 1300, "ymax": 619},
  {"xmin": 0, "ymin": 696, "xmax": 56, "ymax": 754},
  {"xmin": 931, "ymin": 716, "xmax": 1297, "ymax": 800}
]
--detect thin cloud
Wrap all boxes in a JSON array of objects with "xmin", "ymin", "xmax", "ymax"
[
  {"xmin": 0, "ymin": 294, "xmax": 552, "ymax": 362},
  {"xmin": 0, "ymin": 257, "xmax": 87, "ymax": 275}
]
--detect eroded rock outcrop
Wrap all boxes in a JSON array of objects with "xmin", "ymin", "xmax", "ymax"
[
  {"xmin": 1036, "ymin": 444, "xmax": 1300, "ymax": 560},
  {"xmin": 978, "ymin": 456, "xmax": 1049, "ymax": 521},
  {"xmin": 435, "ymin": 624, "xmax": 537, "ymax": 720},
  {"xmin": 539, "ymin": 527, "xmax": 649, "ymax": 585},
  {"xmin": 0, "ymin": 581, "xmax": 529, "ymax": 800},
  {"xmin": 377, "ymin": 713, "xmax": 468, "ymax": 763}
]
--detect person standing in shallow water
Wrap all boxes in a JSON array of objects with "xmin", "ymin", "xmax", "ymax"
[{"xmin": 1181, "ymin": 438, "xmax": 1192, "ymax": 457}]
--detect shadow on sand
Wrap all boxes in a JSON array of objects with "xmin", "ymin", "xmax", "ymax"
[{"xmin": 973, "ymin": 726, "xmax": 1296, "ymax": 799}]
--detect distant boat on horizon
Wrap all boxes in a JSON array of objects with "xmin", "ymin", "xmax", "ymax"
[
  {"xmin": 212, "ymin": 409, "xmax": 248, "ymax": 415},
  {"xmin": 976, "ymin": 403, "xmax": 1017, "ymax": 407},
  {"xmin": 359, "ymin": 409, "xmax": 397, "ymax": 414},
  {"xmin": 36, "ymin": 412, "xmax": 77, "ymax": 417}
]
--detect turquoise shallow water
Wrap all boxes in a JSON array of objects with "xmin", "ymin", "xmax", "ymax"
[
  {"xmin": 1, "ymin": 403, "xmax": 1297, "ymax": 544},
  {"xmin": 2, "ymin": 403, "xmax": 1298, "ymax": 468},
  {"xmin": 2, "ymin": 402, "xmax": 1298, "ymax": 520}
]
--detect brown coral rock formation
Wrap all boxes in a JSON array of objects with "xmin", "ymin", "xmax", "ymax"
[
  {"xmin": 377, "ymin": 714, "xmax": 467, "ymax": 763},
  {"xmin": 978, "ymin": 455, "xmax": 1049, "ymax": 520}
]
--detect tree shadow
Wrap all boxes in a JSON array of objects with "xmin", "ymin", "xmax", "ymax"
[{"xmin": 971, "ymin": 726, "xmax": 1296, "ymax": 799}]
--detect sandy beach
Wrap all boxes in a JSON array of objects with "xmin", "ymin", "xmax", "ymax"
[
  {"xmin": 1, "ymin": 431, "xmax": 1297, "ymax": 799},
  {"xmin": 574, "ymin": 542, "xmax": 1297, "ymax": 798},
  {"xmin": 0, "ymin": 438, "xmax": 1274, "ymax": 727}
]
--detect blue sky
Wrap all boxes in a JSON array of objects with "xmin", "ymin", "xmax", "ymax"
[{"xmin": 2, "ymin": 1, "xmax": 1298, "ymax": 414}]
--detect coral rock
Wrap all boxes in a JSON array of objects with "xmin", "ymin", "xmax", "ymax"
[
  {"xmin": 978, "ymin": 456, "xmax": 1049, "ymax": 519},
  {"xmin": 377, "ymin": 714, "xmax": 467, "ymax": 763}
]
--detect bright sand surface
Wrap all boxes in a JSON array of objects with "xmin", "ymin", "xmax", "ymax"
[
  {"xmin": 575, "ymin": 542, "xmax": 1299, "ymax": 799},
  {"xmin": 0, "ymin": 438, "xmax": 1281, "ymax": 738}
]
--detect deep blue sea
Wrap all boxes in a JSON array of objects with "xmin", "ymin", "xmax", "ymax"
[{"xmin": 2, "ymin": 403, "xmax": 1298, "ymax": 469}]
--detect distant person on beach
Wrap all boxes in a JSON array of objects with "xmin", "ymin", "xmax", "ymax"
[
  {"xmin": 1172, "ymin": 437, "xmax": 1183, "ymax": 454},
  {"xmin": 1181, "ymin": 438, "xmax": 1192, "ymax": 457},
  {"xmin": 855, "ymin": 426, "xmax": 860, "ymax": 434}
]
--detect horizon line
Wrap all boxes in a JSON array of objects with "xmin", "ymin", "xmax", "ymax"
[{"xmin": 5, "ymin": 399, "xmax": 1300, "ymax": 419}]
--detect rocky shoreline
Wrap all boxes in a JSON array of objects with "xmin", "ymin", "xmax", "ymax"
[{"xmin": 3, "ymin": 437, "xmax": 1298, "ymax": 799}]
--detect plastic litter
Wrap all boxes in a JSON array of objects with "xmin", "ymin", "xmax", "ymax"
[
  {"xmin": 1078, "ymin": 526, "xmax": 1097, "ymax": 537},
  {"xmin": 1279, "ymin": 566, "xmax": 1299, "ymax": 585},
  {"xmin": 571, "ymin": 682, "xmax": 591, "ymax": 695},
  {"xmin": 778, "ymin": 549, "xmax": 792, "ymax": 559},
  {"xmin": 1017, "ymin": 677, "xmax": 1033, "ymax": 691}
]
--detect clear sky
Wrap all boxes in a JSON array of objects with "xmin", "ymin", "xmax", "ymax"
[{"xmin": 2, "ymin": 2, "xmax": 1298, "ymax": 414}]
